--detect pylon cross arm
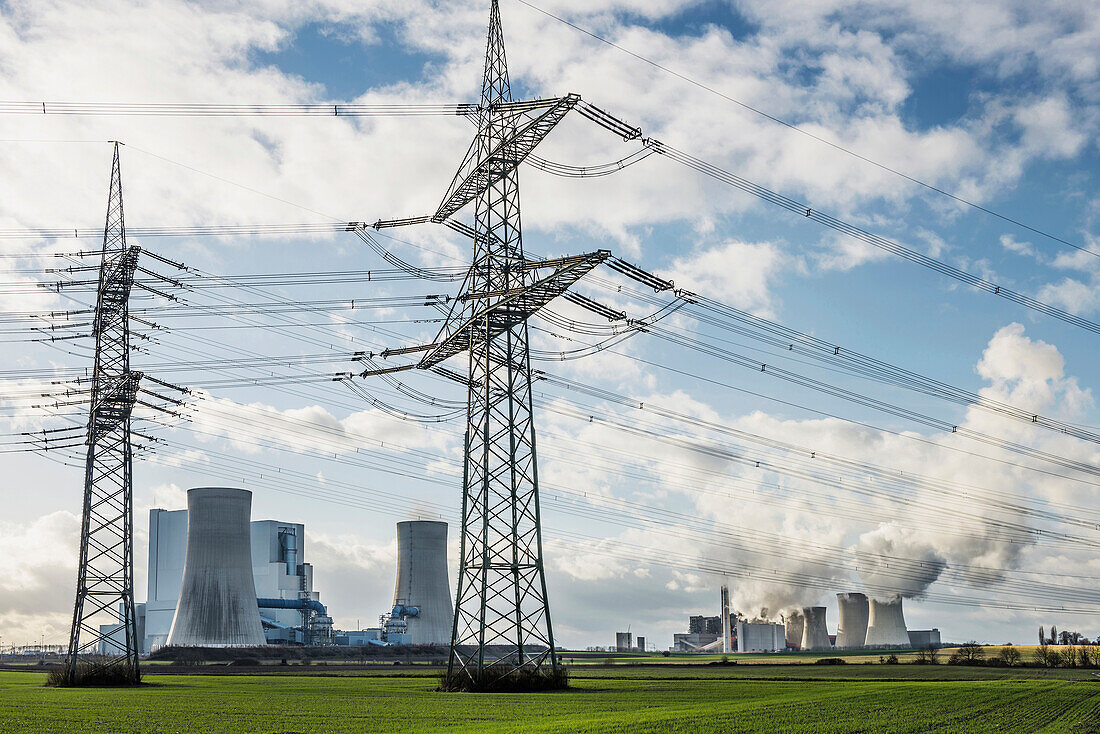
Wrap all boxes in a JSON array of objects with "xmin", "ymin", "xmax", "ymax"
[
  {"xmin": 432, "ymin": 94, "xmax": 580, "ymax": 222},
  {"xmin": 418, "ymin": 249, "xmax": 609, "ymax": 369}
]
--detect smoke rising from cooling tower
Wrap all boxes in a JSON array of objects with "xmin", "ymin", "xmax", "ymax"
[{"xmin": 856, "ymin": 523, "xmax": 947, "ymax": 600}]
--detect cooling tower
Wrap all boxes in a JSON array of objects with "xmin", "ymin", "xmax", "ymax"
[
  {"xmin": 392, "ymin": 521, "xmax": 453, "ymax": 645},
  {"xmin": 835, "ymin": 592, "xmax": 869, "ymax": 648},
  {"xmin": 784, "ymin": 609, "xmax": 804, "ymax": 649},
  {"xmin": 800, "ymin": 606, "xmax": 831, "ymax": 650},
  {"xmin": 166, "ymin": 488, "xmax": 266, "ymax": 647},
  {"xmin": 864, "ymin": 596, "xmax": 909, "ymax": 647}
]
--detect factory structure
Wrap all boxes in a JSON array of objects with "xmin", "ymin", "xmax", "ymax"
[
  {"xmin": 99, "ymin": 487, "xmax": 454, "ymax": 653},
  {"xmin": 672, "ymin": 587, "xmax": 942, "ymax": 653}
]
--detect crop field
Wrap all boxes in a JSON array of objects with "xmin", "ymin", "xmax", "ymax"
[{"xmin": 1, "ymin": 668, "xmax": 1099, "ymax": 733}]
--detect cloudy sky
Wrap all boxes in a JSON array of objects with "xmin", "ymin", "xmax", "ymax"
[{"xmin": 0, "ymin": 0, "xmax": 1097, "ymax": 650}]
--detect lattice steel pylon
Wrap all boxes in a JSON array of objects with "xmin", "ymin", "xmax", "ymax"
[
  {"xmin": 446, "ymin": 0, "xmax": 560, "ymax": 684},
  {"xmin": 354, "ymin": 0, "xmax": 608, "ymax": 687},
  {"xmin": 64, "ymin": 141, "xmax": 143, "ymax": 685}
]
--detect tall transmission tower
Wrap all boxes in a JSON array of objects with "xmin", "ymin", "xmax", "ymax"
[
  {"xmin": 64, "ymin": 141, "xmax": 143, "ymax": 685},
  {"xmin": 355, "ymin": 0, "xmax": 609, "ymax": 687}
]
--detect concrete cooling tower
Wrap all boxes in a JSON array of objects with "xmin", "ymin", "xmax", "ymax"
[
  {"xmin": 864, "ymin": 596, "xmax": 909, "ymax": 647},
  {"xmin": 784, "ymin": 609, "xmax": 804, "ymax": 649},
  {"xmin": 800, "ymin": 606, "xmax": 831, "ymax": 651},
  {"xmin": 835, "ymin": 592, "xmax": 869, "ymax": 648},
  {"xmin": 166, "ymin": 488, "xmax": 265, "ymax": 647},
  {"xmin": 391, "ymin": 521, "xmax": 453, "ymax": 645}
]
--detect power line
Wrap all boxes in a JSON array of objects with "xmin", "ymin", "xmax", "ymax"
[{"xmin": 511, "ymin": 0, "xmax": 1098, "ymax": 260}]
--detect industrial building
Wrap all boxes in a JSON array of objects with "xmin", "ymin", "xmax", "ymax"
[
  {"xmin": 167, "ymin": 488, "xmax": 267, "ymax": 647},
  {"xmin": 144, "ymin": 488, "xmax": 330, "ymax": 651},
  {"xmin": 784, "ymin": 609, "xmax": 804, "ymax": 650},
  {"xmin": 800, "ymin": 606, "xmax": 832, "ymax": 651},
  {"xmin": 835, "ymin": 592, "xmax": 870, "ymax": 648},
  {"xmin": 735, "ymin": 618, "xmax": 784, "ymax": 652},
  {"xmin": 865, "ymin": 596, "xmax": 910, "ymax": 647},
  {"xmin": 615, "ymin": 632, "xmax": 633, "ymax": 652},
  {"xmin": 382, "ymin": 520, "xmax": 452, "ymax": 646},
  {"xmin": 908, "ymin": 629, "xmax": 942, "ymax": 648}
]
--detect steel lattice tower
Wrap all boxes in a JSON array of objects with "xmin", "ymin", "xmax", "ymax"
[
  {"xmin": 64, "ymin": 142, "xmax": 143, "ymax": 684},
  {"xmin": 447, "ymin": 0, "xmax": 556, "ymax": 681},
  {"xmin": 355, "ymin": 0, "xmax": 609, "ymax": 686}
]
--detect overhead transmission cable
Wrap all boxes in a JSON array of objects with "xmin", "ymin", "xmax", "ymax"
[{"xmin": 510, "ymin": 0, "xmax": 1096, "ymax": 260}]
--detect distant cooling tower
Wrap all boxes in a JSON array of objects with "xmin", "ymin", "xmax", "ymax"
[
  {"xmin": 835, "ymin": 592, "xmax": 869, "ymax": 648},
  {"xmin": 800, "ymin": 606, "xmax": 831, "ymax": 651},
  {"xmin": 392, "ymin": 521, "xmax": 453, "ymax": 645},
  {"xmin": 784, "ymin": 609, "xmax": 804, "ymax": 649},
  {"xmin": 166, "ymin": 488, "xmax": 266, "ymax": 647},
  {"xmin": 864, "ymin": 596, "xmax": 909, "ymax": 647}
]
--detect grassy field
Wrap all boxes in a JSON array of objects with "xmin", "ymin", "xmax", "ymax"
[{"xmin": 1, "ymin": 667, "xmax": 1098, "ymax": 733}]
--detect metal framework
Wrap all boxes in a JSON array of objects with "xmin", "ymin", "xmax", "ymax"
[
  {"xmin": 64, "ymin": 142, "xmax": 143, "ymax": 684},
  {"xmin": 354, "ymin": 1, "xmax": 608, "ymax": 685}
]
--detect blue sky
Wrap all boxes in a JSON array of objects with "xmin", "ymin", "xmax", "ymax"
[{"xmin": 0, "ymin": 0, "xmax": 1097, "ymax": 650}]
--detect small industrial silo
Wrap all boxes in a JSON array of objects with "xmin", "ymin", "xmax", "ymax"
[
  {"xmin": 391, "ymin": 520, "xmax": 453, "ymax": 645},
  {"xmin": 864, "ymin": 596, "xmax": 909, "ymax": 647},
  {"xmin": 784, "ymin": 608, "xmax": 805, "ymax": 649},
  {"xmin": 166, "ymin": 488, "xmax": 266, "ymax": 647},
  {"xmin": 835, "ymin": 592, "xmax": 870, "ymax": 648},
  {"xmin": 800, "ymin": 606, "xmax": 831, "ymax": 651}
]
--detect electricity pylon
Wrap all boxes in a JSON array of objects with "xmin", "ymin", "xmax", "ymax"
[
  {"xmin": 355, "ymin": 0, "xmax": 608, "ymax": 687},
  {"xmin": 64, "ymin": 142, "xmax": 143, "ymax": 684}
]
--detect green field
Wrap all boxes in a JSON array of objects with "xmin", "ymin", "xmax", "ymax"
[{"xmin": 1, "ymin": 667, "xmax": 1098, "ymax": 733}]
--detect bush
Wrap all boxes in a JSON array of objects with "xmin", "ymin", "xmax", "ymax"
[
  {"xmin": 661, "ymin": 650, "xmax": 671, "ymax": 658},
  {"xmin": 885, "ymin": 654, "xmax": 899, "ymax": 665},
  {"xmin": 45, "ymin": 661, "xmax": 140, "ymax": 687},
  {"xmin": 949, "ymin": 642, "xmax": 985, "ymax": 665},
  {"xmin": 438, "ymin": 664, "xmax": 569, "ymax": 692},
  {"xmin": 814, "ymin": 658, "xmax": 846, "ymax": 665}
]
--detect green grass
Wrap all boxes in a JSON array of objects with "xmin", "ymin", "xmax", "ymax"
[{"xmin": 0, "ymin": 669, "xmax": 1098, "ymax": 733}]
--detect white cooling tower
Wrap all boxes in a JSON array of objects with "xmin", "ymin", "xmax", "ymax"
[
  {"xmin": 800, "ymin": 606, "xmax": 831, "ymax": 651},
  {"xmin": 784, "ymin": 609, "xmax": 804, "ymax": 649},
  {"xmin": 835, "ymin": 592, "xmax": 869, "ymax": 648},
  {"xmin": 864, "ymin": 596, "xmax": 909, "ymax": 647},
  {"xmin": 392, "ymin": 521, "xmax": 453, "ymax": 645},
  {"xmin": 166, "ymin": 488, "xmax": 266, "ymax": 647}
]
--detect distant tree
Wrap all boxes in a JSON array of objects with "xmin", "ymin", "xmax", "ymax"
[
  {"xmin": 1060, "ymin": 630, "xmax": 1072, "ymax": 646},
  {"xmin": 913, "ymin": 648, "xmax": 930, "ymax": 664},
  {"xmin": 1034, "ymin": 643, "xmax": 1052, "ymax": 667},
  {"xmin": 1066, "ymin": 646, "xmax": 1079, "ymax": 668},
  {"xmin": 1039, "ymin": 626, "xmax": 1045, "ymax": 645},
  {"xmin": 956, "ymin": 642, "xmax": 985, "ymax": 663},
  {"xmin": 1050, "ymin": 626, "xmax": 1058, "ymax": 645},
  {"xmin": 997, "ymin": 645, "xmax": 1021, "ymax": 667}
]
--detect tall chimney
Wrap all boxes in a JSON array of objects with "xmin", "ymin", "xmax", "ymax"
[{"xmin": 720, "ymin": 585, "xmax": 731, "ymax": 654}]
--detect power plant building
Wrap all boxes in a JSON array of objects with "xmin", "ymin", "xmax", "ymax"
[
  {"xmin": 166, "ymin": 488, "xmax": 267, "ymax": 647},
  {"xmin": 615, "ymin": 632, "xmax": 633, "ymax": 652},
  {"xmin": 385, "ymin": 521, "xmax": 452, "ymax": 646},
  {"xmin": 865, "ymin": 596, "xmax": 910, "ymax": 647},
  {"xmin": 835, "ymin": 592, "xmax": 870, "ymax": 648},
  {"xmin": 800, "ymin": 606, "xmax": 832, "ymax": 651},
  {"xmin": 735, "ymin": 619, "xmax": 784, "ymax": 652},
  {"xmin": 908, "ymin": 629, "xmax": 941, "ymax": 648},
  {"xmin": 784, "ymin": 609, "xmax": 805, "ymax": 650},
  {"xmin": 144, "ymin": 490, "xmax": 328, "ymax": 651}
]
